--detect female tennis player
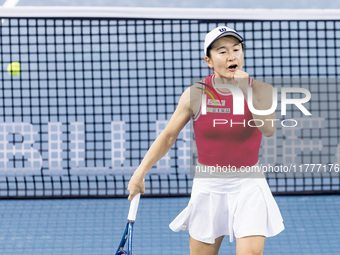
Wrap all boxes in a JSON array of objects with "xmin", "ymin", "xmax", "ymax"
[{"xmin": 128, "ymin": 26, "xmax": 284, "ymax": 255}]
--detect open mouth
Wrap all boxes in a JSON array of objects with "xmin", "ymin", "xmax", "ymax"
[{"xmin": 228, "ymin": 64, "xmax": 237, "ymax": 71}]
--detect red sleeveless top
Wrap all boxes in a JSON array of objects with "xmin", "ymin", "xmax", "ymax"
[{"xmin": 193, "ymin": 75, "xmax": 262, "ymax": 168}]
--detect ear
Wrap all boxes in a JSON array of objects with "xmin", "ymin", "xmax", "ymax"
[{"xmin": 205, "ymin": 56, "xmax": 214, "ymax": 69}]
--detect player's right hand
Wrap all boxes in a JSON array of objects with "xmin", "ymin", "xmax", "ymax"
[{"xmin": 127, "ymin": 173, "xmax": 145, "ymax": 201}]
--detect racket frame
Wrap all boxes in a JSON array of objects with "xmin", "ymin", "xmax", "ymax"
[
  {"xmin": 115, "ymin": 220, "xmax": 134, "ymax": 255},
  {"xmin": 115, "ymin": 194, "xmax": 141, "ymax": 255}
]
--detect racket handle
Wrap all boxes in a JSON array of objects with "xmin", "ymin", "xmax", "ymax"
[{"xmin": 127, "ymin": 193, "xmax": 141, "ymax": 222}]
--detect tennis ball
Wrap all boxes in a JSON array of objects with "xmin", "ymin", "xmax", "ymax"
[{"xmin": 7, "ymin": 62, "xmax": 21, "ymax": 76}]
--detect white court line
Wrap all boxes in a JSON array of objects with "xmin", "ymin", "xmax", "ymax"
[
  {"xmin": 3, "ymin": 0, "xmax": 19, "ymax": 7},
  {"xmin": 2, "ymin": 0, "xmax": 19, "ymax": 24}
]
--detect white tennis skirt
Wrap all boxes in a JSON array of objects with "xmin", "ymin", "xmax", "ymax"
[{"xmin": 169, "ymin": 172, "xmax": 285, "ymax": 243}]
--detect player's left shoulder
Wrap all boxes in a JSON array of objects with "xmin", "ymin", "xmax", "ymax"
[
  {"xmin": 252, "ymin": 79, "xmax": 273, "ymax": 94},
  {"xmin": 251, "ymin": 79, "xmax": 274, "ymax": 100},
  {"xmin": 251, "ymin": 79, "xmax": 273, "ymax": 90}
]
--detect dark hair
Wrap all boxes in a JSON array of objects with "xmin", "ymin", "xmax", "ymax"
[{"xmin": 206, "ymin": 41, "xmax": 245, "ymax": 58}]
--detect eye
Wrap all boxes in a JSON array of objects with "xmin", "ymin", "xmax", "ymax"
[{"xmin": 219, "ymin": 50, "xmax": 226, "ymax": 54}]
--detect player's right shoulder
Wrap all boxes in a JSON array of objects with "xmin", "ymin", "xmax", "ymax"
[
  {"xmin": 187, "ymin": 83, "xmax": 203, "ymax": 117},
  {"xmin": 188, "ymin": 82, "xmax": 203, "ymax": 97},
  {"xmin": 176, "ymin": 83, "xmax": 202, "ymax": 116},
  {"xmin": 179, "ymin": 83, "xmax": 202, "ymax": 101}
]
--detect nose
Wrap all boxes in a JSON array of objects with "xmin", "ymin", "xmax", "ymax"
[{"xmin": 227, "ymin": 52, "xmax": 236, "ymax": 61}]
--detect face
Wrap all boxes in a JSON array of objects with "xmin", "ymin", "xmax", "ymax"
[{"xmin": 205, "ymin": 36, "xmax": 244, "ymax": 78}]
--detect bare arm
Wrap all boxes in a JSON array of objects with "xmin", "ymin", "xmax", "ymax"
[
  {"xmin": 246, "ymin": 80, "xmax": 277, "ymax": 137},
  {"xmin": 229, "ymin": 70, "xmax": 276, "ymax": 137},
  {"xmin": 127, "ymin": 87, "xmax": 192, "ymax": 200}
]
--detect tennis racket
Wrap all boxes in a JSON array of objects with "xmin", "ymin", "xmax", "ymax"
[{"xmin": 115, "ymin": 193, "xmax": 141, "ymax": 255}]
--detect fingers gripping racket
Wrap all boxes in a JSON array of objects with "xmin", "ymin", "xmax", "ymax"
[{"xmin": 115, "ymin": 194, "xmax": 141, "ymax": 255}]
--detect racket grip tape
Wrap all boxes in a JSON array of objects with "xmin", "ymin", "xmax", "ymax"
[{"xmin": 127, "ymin": 193, "xmax": 141, "ymax": 222}]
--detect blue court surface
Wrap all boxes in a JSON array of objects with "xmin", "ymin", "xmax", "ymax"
[
  {"xmin": 1, "ymin": 1, "xmax": 339, "ymax": 255},
  {"xmin": 0, "ymin": 195, "xmax": 339, "ymax": 255}
]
